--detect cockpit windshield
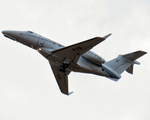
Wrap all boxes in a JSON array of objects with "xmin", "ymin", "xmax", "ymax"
[{"xmin": 27, "ymin": 31, "xmax": 33, "ymax": 33}]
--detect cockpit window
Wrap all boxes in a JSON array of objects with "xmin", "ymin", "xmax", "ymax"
[{"xmin": 27, "ymin": 31, "xmax": 33, "ymax": 33}]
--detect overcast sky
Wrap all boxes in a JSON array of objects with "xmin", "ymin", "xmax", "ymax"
[{"xmin": 0, "ymin": 0, "xmax": 150, "ymax": 120}]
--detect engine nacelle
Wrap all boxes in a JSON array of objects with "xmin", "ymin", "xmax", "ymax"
[{"xmin": 83, "ymin": 51, "xmax": 105, "ymax": 66}]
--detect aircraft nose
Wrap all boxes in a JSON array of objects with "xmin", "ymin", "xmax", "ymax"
[
  {"xmin": 2, "ymin": 30, "xmax": 13, "ymax": 35},
  {"xmin": 2, "ymin": 30, "xmax": 16, "ymax": 41},
  {"xmin": 2, "ymin": 30, "xmax": 6, "ymax": 34}
]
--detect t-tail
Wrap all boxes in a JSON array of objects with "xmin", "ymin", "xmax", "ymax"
[{"xmin": 102, "ymin": 50, "xmax": 147, "ymax": 81}]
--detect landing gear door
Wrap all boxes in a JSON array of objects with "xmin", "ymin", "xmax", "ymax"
[{"xmin": 37, "ymin": 37, "xmax": 45, "ymax": 47}]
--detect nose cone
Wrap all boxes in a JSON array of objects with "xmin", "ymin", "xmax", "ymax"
[
  {"xmin": 2, "ymin": 30, "xmax": 17, "ymax": 41},
  {"xmin": 2, "ymin": 30, "xmax": 13, "ymax": 35}
]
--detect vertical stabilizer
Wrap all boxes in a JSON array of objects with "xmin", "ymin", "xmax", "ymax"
[{"xmin": 126, "ymin": 64, "xmax": 133, "ymax": 74}]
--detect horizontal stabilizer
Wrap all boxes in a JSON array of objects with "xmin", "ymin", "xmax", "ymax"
[
  {"xmin": 104, "ymin": 50, "xmax": 147, "ymax": 76},
  {"xmin": 122, "ymin": 50, "xmax": 147, "ymax": 61}
]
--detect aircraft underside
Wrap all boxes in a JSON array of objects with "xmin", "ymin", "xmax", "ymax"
[{"xmin": 2, "ymin": 30, "xmax": 147, "ymax": 95}]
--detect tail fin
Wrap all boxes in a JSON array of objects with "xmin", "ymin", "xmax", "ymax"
[{"xmin": 103, "ymin": 50, "xmax": 147, "ymax": 78}]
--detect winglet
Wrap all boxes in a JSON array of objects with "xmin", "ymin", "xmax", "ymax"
[
  {"xmin": 69, "ymin": 91, "xmax": 74, "ymax": 95},
  {"xmin": 103, "ymin": 33, "xmax": 112, "ymax": 39}
]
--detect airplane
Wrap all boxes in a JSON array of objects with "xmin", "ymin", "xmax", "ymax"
[{"xmin": 2, "ymin": 30, "xmax": 147, "ymax": 95}]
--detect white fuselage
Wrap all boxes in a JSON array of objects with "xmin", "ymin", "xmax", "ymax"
[{"xmin": 2, "ymin": 30, "xmax": 110, "ymax": 78}]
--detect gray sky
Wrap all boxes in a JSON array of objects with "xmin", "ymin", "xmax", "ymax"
[{"xmin": 0, "ymin": 0, "xmax": 150, "ymax": 120}]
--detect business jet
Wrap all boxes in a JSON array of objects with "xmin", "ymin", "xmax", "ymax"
[{"xmin": 2, "ymin": 30, "xmax": 147, "ymax": 95}]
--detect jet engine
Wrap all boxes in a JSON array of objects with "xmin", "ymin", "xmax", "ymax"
[{"xmin": 82, "ymin": 51, "xmax": 105, "ymax": 66}]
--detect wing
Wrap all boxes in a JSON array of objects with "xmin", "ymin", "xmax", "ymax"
[
  {"xmin": 48, "ymin": 36, "xmax": 106, "ymax": 65},
  {"xmin": 49, "ymin": 61, "xmax": 71, "ymax": 95},
  {"xmin": 47, "ymin": 35, "xmax": 110, "ymax": 95}
]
